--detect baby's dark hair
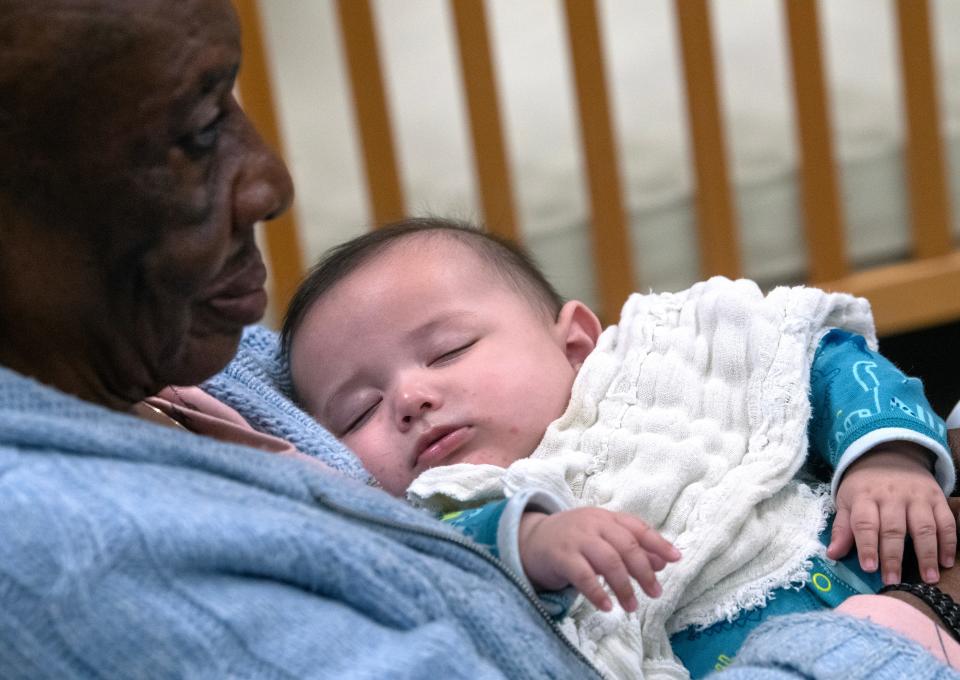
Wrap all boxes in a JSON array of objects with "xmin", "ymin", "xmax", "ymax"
[{"xmin": 281, "ymin": 217, "xmax": 565, "ymax": 356}]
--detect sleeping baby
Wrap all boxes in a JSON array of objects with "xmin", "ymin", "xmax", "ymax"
[{"xmin": 284, "ymin": 217, "xmax": 954, "ymax": 679}]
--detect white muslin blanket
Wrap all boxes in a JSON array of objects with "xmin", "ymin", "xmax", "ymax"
[{"xmin": 408, "ymin": 277, "xmax": 876, "ymax": 679}]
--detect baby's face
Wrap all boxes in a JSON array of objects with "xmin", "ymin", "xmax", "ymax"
[{"xmin": 290, "ymin": 238, "xmax": 590, "ymax": 496}]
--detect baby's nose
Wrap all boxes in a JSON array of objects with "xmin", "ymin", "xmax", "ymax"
[
  {"xmin": 401, "ymin": 399, "xmax": 434, "ymax": 424},
  {"xmin": 395, "ymin": 381, "xmax": 441, "ymax": 428}
]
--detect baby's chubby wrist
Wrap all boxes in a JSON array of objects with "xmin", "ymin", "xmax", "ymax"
[
  {"xmin": 831, "ymin": 429, "xmax": 955, "ymax": 500},
  {"xmin": 494, "ymin": 489, "xmax": 573, "ymax": 607},
  {"xmin": 846, "ymin": 440, "xmax": 936, "ymax": 477},
  {"xmin": 518, "ymin": 511, "xmax": 549, "ymax": 546},
  {"xmin": 517, "ymin": 511, "xmax": 561, "ymax": 591}
]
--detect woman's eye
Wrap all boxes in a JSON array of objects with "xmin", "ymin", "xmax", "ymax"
[
  {"xmin": 343, "ymin": 400, "xmax": 380, "ymax": 435},
  {"xmin": 430, "ymin": 341, "xmax": 476, "ymax": 366},
  {"xmin": 179, "ymin": 112, "xmax": 225, "ymax": 156}
]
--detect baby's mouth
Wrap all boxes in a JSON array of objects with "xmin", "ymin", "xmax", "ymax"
[{"xmin": 415, "ymin": 425, "xmax": 474, "ymax": 468}]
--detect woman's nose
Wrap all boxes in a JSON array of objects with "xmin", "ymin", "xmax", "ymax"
[
  {"xmin": 232, "ymin": 102, "xmax": 295, "ymax": 228},
  {"xmin": 394, "ymin": 380, "xmax": 442, "ymax": 431}
]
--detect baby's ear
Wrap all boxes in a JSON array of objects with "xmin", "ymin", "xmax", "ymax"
[{"xmin": 554, "ymin": 300, "xmax": 602, "ymax": 370}]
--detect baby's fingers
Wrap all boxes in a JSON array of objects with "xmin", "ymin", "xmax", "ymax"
[
  {"xmin": 603, "ymin": 525, "xmax": 665, "ymax": 605},
  {"xmin": 615, "ymin": 514, "xmax": 681, "ymax": 563},
  {"xmin": 908, "ymin": 502, "xmax": 940, "ymax": 583},
  {"xmin": 849, "ymin": 500, "xmax": 881, "ymax": 574},
  {"xmin": 827, "ymin": 506, "xmax": 855, "ymax": 561},
  {"xmin": 878, "ymin": 503, "xmax": 907, "ymax": 585},
  {"xmin": 648, "ymin": 553, "xmax": 667, "ymax": 572},
  {"xmin": 582, "ymin": 542, "xmax": 638, "ymax": 612},
  {"xmin": 565, "ymin": 554, "xmax": 613, "ymax": 612},
  {"xmin": 933, "ymin": 498, "xmax": 957, "ymax": 569}
]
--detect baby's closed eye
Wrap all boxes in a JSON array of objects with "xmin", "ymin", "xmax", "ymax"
[
  {"xmin": 339, "ymin": 398, "xmax": 382, "ymax": 435},
  {"xmin": 428, "ymin": 340, "xmax": 477, "ymax": 367}
]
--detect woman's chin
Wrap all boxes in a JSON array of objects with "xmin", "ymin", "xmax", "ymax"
[{"xmin": 165, "ymin": 327, "xmax": 245, "ymax": 387}]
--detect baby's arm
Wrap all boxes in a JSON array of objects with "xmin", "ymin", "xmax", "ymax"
[
  {"xmin": 809, "ymin": 330, "xmax": 955, "ymax": 584},
  {"xmin": 441, "ymin": 490, "xmax": 680, "ymax": 613}
]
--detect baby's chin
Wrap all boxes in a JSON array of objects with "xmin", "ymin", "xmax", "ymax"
[{"xmin": 362, "ymin": 467, "xmax": 416, "ymax": 498}]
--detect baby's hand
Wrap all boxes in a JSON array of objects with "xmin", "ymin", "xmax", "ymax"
[
  {"xmin": 829, "ymin": 441, "xmax": 956, "ymax": 585},
  {"xmin": 518, "ymin": 507, "xmax": 681, "ymax": 613}
]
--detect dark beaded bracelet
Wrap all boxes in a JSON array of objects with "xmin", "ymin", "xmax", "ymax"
[{"xmin": 879, "ymin": 582, "xmax": 960, "ymax": 641}]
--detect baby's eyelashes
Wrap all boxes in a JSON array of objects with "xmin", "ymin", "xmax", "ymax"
[
  {"xmin": 428, "ymin": 340, "xmax": 477, "ymax": 367},
  {"xmin": 341, "ymin": 399, "xmax": 381, "ymax": 435}
]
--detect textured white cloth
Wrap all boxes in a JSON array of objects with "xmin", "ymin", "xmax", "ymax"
[{"xmin": 409, "ymin": 277, "xmax": 876, "ymax": 679}]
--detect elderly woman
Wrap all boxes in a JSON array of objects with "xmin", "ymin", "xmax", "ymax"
[
  {"xmin": 0, "ymin": 1, "xmax": 594, "ymax": 677},
  {"xmin": 1, "ymin": 0, "xmax": 960, "ymax": 678}
]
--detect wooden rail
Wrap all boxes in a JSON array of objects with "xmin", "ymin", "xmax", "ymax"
[
  {"xmin": 894, "ymin": 0, "xmax": 953, "ymax": 259},
  {"xmin": 563, "ymin": 0, "xmax": 635, "ymax": 322},
  {"xmin": 675, "ymin": 0, "xmax": 741, "ymax": 280},
  {"xmin": 824, "ymin": 252, "xmax": 960, "ymax": 335},
  {"xmin": 336, "ymin": 0, "xmax": 406, "ymax": 226},
  {"xmin": 450, "ymin": 0, "xmax": 519, "ymax": 242},
  {"xmin": 783, "ymin": 0, "xmax": 847, "ymax": 282},
  {"xmin": 233, "ymin": 0, "xmax": 304, "ymax": 313}
]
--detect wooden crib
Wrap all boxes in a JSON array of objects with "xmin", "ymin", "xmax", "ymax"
[{"xmin": 232, "ymin": 0, "xmax": 960, "ymax": 336}]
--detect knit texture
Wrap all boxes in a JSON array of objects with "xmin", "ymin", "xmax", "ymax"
[
  {"xmin": 0, "ymin": 361, "xmax": 600, "ymax": 679},
  {"xmin": 410, "ymin": 278, "xmax": 877, "ymax": 678},
  {"xmin": 203, "ymin": 325, "xmax": 371, "ymax": 481}
]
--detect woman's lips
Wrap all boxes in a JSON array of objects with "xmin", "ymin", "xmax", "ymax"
[
  {"xmin": 205, "ymin": 260, "xmax": 268, "ymax": 326},
  {"xmin": 206, "ymin": 287, "xmax": 268, "ymax": 326},
  {"xmin": 416, "ymin": 426, "xmax": 474, "ymax": 468}
]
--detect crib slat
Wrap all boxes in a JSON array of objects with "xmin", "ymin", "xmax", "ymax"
[
  {"xmin": 674, "ymin": 0, "xmax": 741, "ymax": 280},
  {"xmin": 562, "ymin": 0, "xmax": 635, "ymax": 322},
  {"xmin": 894, "ymin": 0, "xmax": 953, "ymax": 259},
  {"xmin": 783, "ymin": 0, "xmax": 847, "ymax": 283},
  {"xmin": 450, "ymin": 0, "xmax": 519, "ymax": 242},
  {"xmin": 234, "ymin": 0, "xmax": 305, "ymax": 312},
  {"xmin": 336, "ymin": 0, "xmax": 406, "ymax": 226},
  {"xmin": 825, "ymin": 252, "xmax": 960, "ymax": 335}
]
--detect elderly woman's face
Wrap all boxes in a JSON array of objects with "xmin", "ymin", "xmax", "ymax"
[{"xmin": 24, "ymin": 0, "xmax": 294, "ymax": 398}]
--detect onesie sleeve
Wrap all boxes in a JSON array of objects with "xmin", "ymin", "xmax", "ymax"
[
  {"xmin": 441, "ymin": 489, "xmax": 575, "ymax": 617},
  {"xmin": 808, "ymin": 329, "xmax": 953, "ymax": 499}
]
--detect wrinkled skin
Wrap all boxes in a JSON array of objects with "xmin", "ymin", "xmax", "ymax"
[{"xmin": 0, "ymin": 0, "xmax": 293, "ymax": 409}]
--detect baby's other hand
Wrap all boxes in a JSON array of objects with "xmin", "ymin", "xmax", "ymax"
[
  {"xmin": 829, "ymin": 441, "xmax": 955, "ymax": 585},
  {"xmin": 518, "ymin": 507, "xmax": 681, "ymax": 613}
]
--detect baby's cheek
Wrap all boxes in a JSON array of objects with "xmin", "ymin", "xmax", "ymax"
[
  {"xmin": 344, "ymin": 433, "xmax": 381, "ymax": 472},
  {"xmin": 348, "ymin": 431, "xmax": 415, "ymax": 494}
]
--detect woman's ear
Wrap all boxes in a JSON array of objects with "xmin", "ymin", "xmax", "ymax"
[{"xmin": 553, "ymin": 300, "xmax": 602, "ymax": 371}]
